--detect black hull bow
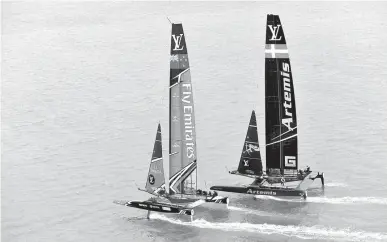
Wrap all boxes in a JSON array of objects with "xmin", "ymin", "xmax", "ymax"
[
  {"xmin": 210, "ymin": 185, "xmax": 307, "ymax": 198},
  {"xmin": 113, "ymin": 200, "xmax": 193, "ymax": 216}
]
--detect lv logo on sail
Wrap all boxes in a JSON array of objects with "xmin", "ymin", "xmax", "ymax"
[
  {"xmin": 268, "ymin": 25, "xmax": 282, "ymax": 41},
  {"xmin": 172, "ymin": 34, "xmax": 184, "ymax": 51}
]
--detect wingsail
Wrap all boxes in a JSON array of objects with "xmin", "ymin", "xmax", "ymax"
[
  {"xmin": 169, "ymin": 23, "xmax": 197, "ymax": 195},
  {"xmin": 145, "ymin": 124, "xmax": 166, "ymax": 194},
  {"xmin": 236, "ymin": 110, "xmax": 263, "ymax": 176},
  {"xmin": 265, "ymin": 14, "xmax": 298, "ymax": 176}
]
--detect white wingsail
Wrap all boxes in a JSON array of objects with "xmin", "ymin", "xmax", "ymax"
[{"xmin": 169, "ymin": 23, "xmax": 198, "ymax": 195}]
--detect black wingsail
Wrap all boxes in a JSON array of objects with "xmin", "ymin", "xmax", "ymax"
[
  {"xmin": 237, "ymin": 110, "xmax": 263, "ymax": 176},
  {"xmin": 265, "ymin": 14, "xmax": 298, "ymax": 176}
]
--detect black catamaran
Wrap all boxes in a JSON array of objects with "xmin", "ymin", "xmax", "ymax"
[
  {"xmin": 114, "ymin": 23, "xmax": 228, "ymax": 219},
  {"xmin": 211, "ymin": 14, "xmax": 324, "ymax": 199}
]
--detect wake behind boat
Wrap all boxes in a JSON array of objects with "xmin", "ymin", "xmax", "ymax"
[
  {"xmin": 211, "ymin": 14, "xmax": 324, "ymax": 199},
  {"xmin": 114, "ymin": 23, "xmax": 228, "ymax": 219}
]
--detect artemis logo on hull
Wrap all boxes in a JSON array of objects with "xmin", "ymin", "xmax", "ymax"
[
  {"xmin": 281, "ymin": 63, "xmax": 294, "ymax": 131},
  {"xmin": 172, "ymin": 34, "xmax": 184, "ymax": 51},
  {"xmin": 182, "ymin": 83, "xmax": 195, "ymax": 159},
  {"xmin": 268, "ymin": 25, "xmax": 282, "ymax": 41}
]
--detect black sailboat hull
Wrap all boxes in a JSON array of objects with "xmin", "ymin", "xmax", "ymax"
[
  {"xmin": 210, "ymin": 185, "xmax": 306, "ymax": 198},
  {"xmin": 167, "ymin": 194, "xmax": 229, "ymax": 205},
  {"xmin": 114, "ymin": 200, "xmax": 193, "ymax": 216}
]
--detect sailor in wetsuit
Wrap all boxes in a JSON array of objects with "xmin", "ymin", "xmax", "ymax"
[
  {"xmin": 158, "ymin": 187, "xmax": 166, "ymax": 196},
  {"xmin": 280, "ymin": 177, "xmax": 285, "ymax": 186},
  {"xmin": 298, "ymin": 169, "xmax": 304, "ymax": 179},
  {"xmin": 251, "ymin": 177, "xmax": 264, "ymax": 185},
  {"xmin": 305, "ymin": 166, "xmax": 310, "ymax": 173},
  {"xmin": 212, "ymin": 191, "xmax": 218, "ymax": 198}
]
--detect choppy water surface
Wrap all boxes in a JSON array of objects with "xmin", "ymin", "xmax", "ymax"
[{"xmin": 2, "ymin": 2, "xmax": 387, "ymax": 242}]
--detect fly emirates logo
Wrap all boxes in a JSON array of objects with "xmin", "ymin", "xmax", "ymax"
[
  {"xmin": 281, "ymin": 62, "xmax": 294, "ymax": 131},
  {"xmin": 182, "ymin": 83, "xmax": 195, "ymax": 159}
]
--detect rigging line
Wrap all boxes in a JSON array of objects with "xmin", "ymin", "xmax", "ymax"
[
  {"xmin": 166, "ymin": 17, "xmax": 172, "ymax": 25},
  {"xmin": 266, "ymin": 134, "xmax": 297, "ymax": 146},
  {"xmin": 271, "ymin": 126, "xmax": 297, "ymax": 141},
  {"xmin": 274, "ymin": 42, "xmax": 283, "ymax": 172},
  {"xmin": 151, "ymin": 157, "xmax": 163, "ymax": 162}
]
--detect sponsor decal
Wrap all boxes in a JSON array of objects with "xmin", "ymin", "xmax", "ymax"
[
  {"xmin": 247, "ymin": 189, "xmax": 277, "ymax": 195},
  {"xmin": 162, "ymin": 207, "xmax": 172, "ymax": 211},
  {"xmin": 148, "ymin": 174, "xmax": 155, "ymax": 185},
  {"xmin": 182, "ymin": 83, "xmax": 195, "ymax": 159},
  {"xmin": 149, "ymin": 205, "xmax": 160, "ymax": 209},
  {"xmin": 150, "ymin": 161, "xmax": 163, "ymax": 174},
  {"xmin": 243, "ymin": 160, "xmax": 249, "ymax": 166},
  {"xmin": 178, "ymin": 210, "xmax": 193, "ymax": 215},
  {"xmin": 268, "ymin": 25, "xmax": 282, "ymax": 41},
  {"xmin": 281, "ymin": 63, "xmax": 294, "ymax": 131},
  {"xmin": 284, "ymin": 156, "xmax": 296, "ymax": 167},
  {"xmin": 172, "ymin": 34, "xmax": 184, "ymax": 51},
  {"xmin": 138, "ymin": 203, "xmax": 147, "ymax": 208},
  {"xmin": 170, "ymin": 54, "xmax": 179, "ymax": 62},
  {"xmin": 245, "ymin": 169, "xmax": 254, "ymax": 175},
  {"xmin": 245, "ymin": 143, "xmax": 259, "ymax": 155}
]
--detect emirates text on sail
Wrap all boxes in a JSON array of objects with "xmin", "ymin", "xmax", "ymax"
[
  {"xmin": 182, "ymin": 83, "xmax": 195, "ymax": 159},
  {"xmin": 281, "ymin": 62, "xmax": 294, "ymax": 131}
]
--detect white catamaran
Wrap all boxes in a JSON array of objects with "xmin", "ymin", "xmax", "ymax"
[
  {"xmin": 211, "ymin": 14, "xmax": 324, "ymax": 199},
  {"xmin": 114, "ymin": 23, "xmax": 228, "ymax": 219}
]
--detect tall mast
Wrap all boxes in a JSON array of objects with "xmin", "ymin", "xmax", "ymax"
[
  {"xmin": 265, "ymin": 14, "xmax": 298, "ymax": 176},
  {"xmin": 169, "ymin": 23, "xmax": 198, "ymax": 194}
]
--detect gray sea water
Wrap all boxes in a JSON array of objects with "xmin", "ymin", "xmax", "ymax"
[{"xmin": 2, "ymin": 1, "xmax": 387, "ymax": 242}]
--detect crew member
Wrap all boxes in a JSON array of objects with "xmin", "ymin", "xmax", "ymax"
[
  {"xmin": 158, "ymin": 187, "xmax": 166, "ymax": 196},
  {"xmin": 280, "ymin": 177, "xmax": 285, "ymax": 186},
  {"xmin": 305, "ymin": 166, "xmax": 310, "ymax": 173},
  {"xmin": 299, "ymin": 169, "xmax": 304, "ymax": 178}
]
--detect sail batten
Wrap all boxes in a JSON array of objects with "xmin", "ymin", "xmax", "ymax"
[
  {"xmin": 265, "ymin": 14, "xmax": 298, "ymax": 176},
  {"xmin": 169, "ymin": 23, "xmax": 197, "ymax": 195}
]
